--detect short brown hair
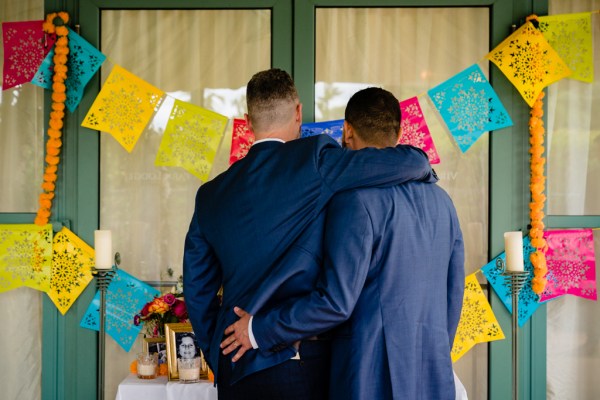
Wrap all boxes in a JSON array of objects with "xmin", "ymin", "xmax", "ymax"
[{"xmin": 246, "ymin": 69, "xmax": 299, "ymax": 133}]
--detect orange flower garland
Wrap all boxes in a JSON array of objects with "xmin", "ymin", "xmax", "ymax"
[
  {"xmin": 35, "ymin": 12, "xmax": 70, "ymax": 226},
  {"xmin": 525, "ymin": 14, "xmax": 548, "ymax": 295},
  {"xmin": 529, "ymin": 90, "xmax": 548, "ymax": 295}
]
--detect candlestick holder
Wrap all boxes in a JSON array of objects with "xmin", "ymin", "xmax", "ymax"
[
  {"xmin": 92, "ymin": 252, "xmax": 120, "ymax": 400},
  {"xmin": 496, "ymin": 258, "xmax": 530, "ymax": 400}
]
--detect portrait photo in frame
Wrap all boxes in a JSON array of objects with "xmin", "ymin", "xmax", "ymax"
[
  {"xmin": 143, "ymin": 337, "xmax": 167, "ymax": 365},
  {"xmin": 165, "ymin": 322, "xmax": 209, "ymax": 381}
]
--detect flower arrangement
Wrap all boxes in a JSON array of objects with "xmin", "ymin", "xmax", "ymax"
[
  {"xmin": 35, "ymin": 11, "xmax": 70, "ymax": 226},
  {"xmin": 134, "ymin": 292, "xmax": 189, "ymax": 337}
]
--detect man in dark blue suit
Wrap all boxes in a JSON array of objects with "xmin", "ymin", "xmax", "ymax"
[
  {"xmin": 183, "ymin": 70, "xmax": 438, "ymax": 399},
  {"xmin": 222, "ymin": 87, "xmax": 465, "ymax": 399}
]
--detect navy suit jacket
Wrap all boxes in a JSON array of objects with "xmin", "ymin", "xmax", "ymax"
[
  {"xmin": 183, "ymin": 135, "xmax": 437, "ymax": 385},
  {"xmin": 252, "ymin": 182, "xmax": 465, "ymax": 399}
]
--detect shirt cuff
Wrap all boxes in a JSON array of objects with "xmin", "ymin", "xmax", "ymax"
[{"xmin": 248, "ymin": 315, "xmax": 259, "ymax": 349}]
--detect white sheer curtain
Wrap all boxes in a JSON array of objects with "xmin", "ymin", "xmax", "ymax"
[
  {"xmin": 99, "ymin": 10, "xmax": 270, "ymax": 400},
  {"xmin": 0, "ymin": 1, "xmax": 44, "ymax": 400},
  {"xmin": 315, "ymin": 8, "xmax": 489, "ymax": 399},
  {"xmin": 546, "ymin": 1, "xmax": 600, "ymax": 399},
  {"xmin": 547, "ymin": 0, "xmax": 600, "ymax": 215}
]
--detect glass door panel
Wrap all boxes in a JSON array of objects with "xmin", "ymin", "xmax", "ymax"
[
  {"xmin": 100, "ymin": 9, "xmax": 270, "ymax": 398},
  {"xmin": 315, "ymin": 7, "xmax": 489, "ymax": 399}
]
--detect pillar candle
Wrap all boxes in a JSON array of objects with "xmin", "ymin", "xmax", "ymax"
[
  {"xmin": 94, "ymin": 230, "xmax": 113, "ymax": 269},
  {"xmin": 504, "ymin": 231, "xmax": 524, "ymax": 272}
]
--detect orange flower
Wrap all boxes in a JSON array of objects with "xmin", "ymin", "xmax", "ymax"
[
  {"xmin": 51, "ymin": 102, "xmax": 66, "ymax": 111},
  {"xmin": 130, "ymin": 360, "xmax": 137, "ymax": 374},
  {"xmin": 158, "ymin": 364, "xmax": 168, "ymax": 376},
  {"xmin": 39, "ymin": 197, "xmax": 52, "ymax": 209},
  {"xmin": 35, "ymin": 216, "xmax": 49, "ymax": 225},
  {"xmin": 52, "ymin": 82, "xmax": 66, "ymax": 94},
  {"xmin": 55, "ymin": 26, "xmax": 68, "ymax": 37},
  {"xmin": 42, "ymin": 182, "xmax": 56, "ymax": 192},
  {"xmin": 51, "ymin": 92, "xmax": 67, "ymax": 103},
  {"xmin": 49, "ymin": 119, "xmax": 63, "ymax": 131},
  {"xmin": 47, "ymin": 138, "xmax": 62, "ymax": 149}
]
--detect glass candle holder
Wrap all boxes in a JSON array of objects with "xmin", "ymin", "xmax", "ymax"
[
  {"xmin": 137, "ymin": 352, "xmax": 158, "ymax": 379},
  {"xmin": 178, "ymin": 357, "xmax": 201, "ymax": 383}
]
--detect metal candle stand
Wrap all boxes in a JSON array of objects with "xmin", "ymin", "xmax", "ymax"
[
  {"xmin": 92, "ymin": 252, "xmax": 120, "ymax": 400},
  {"xmin": 496, "ymin": 258, "xmax": 530, "ymax": 400}
]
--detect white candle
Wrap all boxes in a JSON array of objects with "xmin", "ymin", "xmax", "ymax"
[
  {"xmin": 137, "ymin": 363, "xmax": 156, "ymax": 377},
  {"xmin": 179, "ymin": 367, "xmax": 200, "ymax": 381},
  {"xmin": 94, "ymin": 230, "xmax": 113, "ymax": 270},
  {"xmin": 504, "ymin": 231, "xmax": 524, "ymax": 272}
]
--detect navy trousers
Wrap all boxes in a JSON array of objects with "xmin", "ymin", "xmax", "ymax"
[{"xmin": 217, "ymin": 340, "xmax": 331, "ymax": 400}]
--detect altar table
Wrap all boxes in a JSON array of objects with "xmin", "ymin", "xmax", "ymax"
[{"xmin": 116, "ymin": 373, "xmax": 218, "ymax": 400}]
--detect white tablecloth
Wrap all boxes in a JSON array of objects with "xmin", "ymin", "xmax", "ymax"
[{"xmin": 116, "ymin": 373, "xmax": 218, "ymax": 400}]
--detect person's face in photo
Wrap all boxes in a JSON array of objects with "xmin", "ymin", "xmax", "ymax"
[{"xmin": 179, "ymin": 336, "xmax": 197, "ymax": 359}]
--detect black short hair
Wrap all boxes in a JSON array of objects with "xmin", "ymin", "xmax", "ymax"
[{"xmin": 344, "ymin": 87, "xmax": 401, "ymax": 146}]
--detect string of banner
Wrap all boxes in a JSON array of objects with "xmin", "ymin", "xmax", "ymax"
[{"xmin": 0, "ymin": 11, "xmax": 598, "ymax": 360}]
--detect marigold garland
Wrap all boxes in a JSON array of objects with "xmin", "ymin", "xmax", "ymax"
[
  {"xmin": 35, "ymin": 12, "xmax": 69, "ymax": 226},
  {"xmin": 528, "ymin": 90, "xmax": 548, "ymax": 295},
  {"xmin": 525, "ymin": 14, "xmax": 548, "ymax": 295}
]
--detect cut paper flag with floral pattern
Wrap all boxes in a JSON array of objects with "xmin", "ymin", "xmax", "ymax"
[
  {"xmin": 0, "ymin": 224, "xmax": 52, "ymax": 293},
  {"xmin": 399, "ymin": 97, "xmax": 440, "ymax": 164},
  {"xmin": 2, "ymin": 20, "xmax": 55, "ymax": 90},
  {"xmin": 301, "ymin": 120, "xmax": 344, "ymax": 145},
  {"xmin": 80, "ymin": 269, "xmax": 159, "ymax": 352},
  {"xmin": 481, "ymin": 236, "xmax": 541, "ymax": 327},
  {"xmin": 47, "ymin": 227, "xmax": 95, "ymax": 315},
  {"xmin": 538, "ymin": 13, "xmax": 594, "ymax": 83},
  {"xmin": 81, "ymin": 64, "xmax": 164, "ymax": 152},
  {"xmin": 230, "ymin": 118, "xmax": 255, "ymax": 165},
  {"xmin": 428, "ymin": 64, "xmax": 513, "ymax": 153},
  {"xmin": 486, "ymin": 21, "xmax": 572, "ymax": 107},
  {"xmin": 451, "ymin": 273, "xmax": 505, "ymax": 362},
  {"xmin": 540, "ymin": 229, "xmax": 597, "ymax": 302},
  {"xmin": 155, "ymin": 99, "xmax": 228, "ymax": 181},
  {"xmin": 31, "ymin": 27, "xmax": 106, "ymax": 112}
]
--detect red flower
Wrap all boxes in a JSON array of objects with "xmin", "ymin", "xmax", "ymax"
[
  {"xmin": 133, "ymin": 314, "xmax": 141, "ymax": 326},
  {"xmin": 172, "ymin": 299, "xmax": 188, "ymax": 319},
  {"xmin": 162, "ymin": 293, "xmax": 176, "ymax": 306},
  {"xmin": 140, "ymin": 303, "xmax": 150, "ymax": 317}
]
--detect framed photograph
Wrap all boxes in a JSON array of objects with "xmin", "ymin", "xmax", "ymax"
[
  {"xmin": 165, "ymin": 322, "xmax": 207, "ymax": 381},
  {"xmin": 143, "ymin": 337, "xmax": 167, "ymax": 366}
]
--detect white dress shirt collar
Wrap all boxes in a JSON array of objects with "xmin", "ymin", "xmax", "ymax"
[{"xmin": 252, "ymin": 138, "xmax": 285, "ymax": 146}]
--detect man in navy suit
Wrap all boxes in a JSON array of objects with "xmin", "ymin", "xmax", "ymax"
[
  {"xmin": 183, "ymin": 70, "xmax": 438, "ymax": 399},
  {"xmin": 222, "ymin": 87, "xmax": 465, "ymax": 399}
]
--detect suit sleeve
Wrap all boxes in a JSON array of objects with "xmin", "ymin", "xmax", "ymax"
[
  {"xmin": 315, "ymin": 136, "xmax": 437, "ymax": 193},
  {"xmin": 446, "ymin": 212, "xmax": 465, "ymax": 346},
  {"xmin": 251, "ymin": 192, "xmax": 372, "ymax": 352},
  {"xmin": 182, "ymin": 190, "xmax": 222, "ymax": 367}
]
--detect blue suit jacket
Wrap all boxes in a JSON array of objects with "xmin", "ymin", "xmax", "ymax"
[
  {"xmin": 182, "ymin": 135, "xmax": 437, "ymax": 385},
  {"xmin": 252, "ymin": 182, "xmax": 465, "ymax": 399}
]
